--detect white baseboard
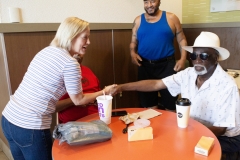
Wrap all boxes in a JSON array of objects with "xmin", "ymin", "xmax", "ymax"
[{"xmin": 0, "ymin": 139, "xmax": 13, "ymax": 160}]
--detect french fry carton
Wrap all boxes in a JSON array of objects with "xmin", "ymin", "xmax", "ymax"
[
  {"xmin": 128, "ymin": 126, "xmax": 153, "ymax": 141},
  {"xmin": 195, "ymin": 136, "xmax": 214, "ymax": 156}
]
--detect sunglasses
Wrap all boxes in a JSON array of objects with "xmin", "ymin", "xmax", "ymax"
[{"xmin": 189, "ymin": 52, "xmax": 210, "ymax": 61}]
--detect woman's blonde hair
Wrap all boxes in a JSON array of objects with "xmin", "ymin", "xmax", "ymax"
[{"xmin": 50, "ymin": 17, "xmax": 89, "ymax": 51}]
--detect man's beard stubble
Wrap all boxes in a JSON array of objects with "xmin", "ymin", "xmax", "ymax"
[{"xmin": 145, "ymin": 7, "xmax": 159, "ymax": 16}]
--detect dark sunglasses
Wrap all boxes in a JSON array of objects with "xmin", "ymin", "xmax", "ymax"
[{"xmin": 189, "ymin": 52, "xmax": 210, "ymax": 61}]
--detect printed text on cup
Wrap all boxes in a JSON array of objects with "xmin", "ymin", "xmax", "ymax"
[{"xmin": 98, "ymin": 103, "xmax": 105, "ymax": 118}]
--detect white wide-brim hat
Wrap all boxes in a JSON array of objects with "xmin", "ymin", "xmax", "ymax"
[{"xmin": 182, "ymin": 32, "xmax": 230, "ymax": 61}]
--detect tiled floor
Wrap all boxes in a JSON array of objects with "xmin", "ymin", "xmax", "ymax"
[{"xmin": 0, "ymin": 151, "xmax": 9, "ymax": 160}]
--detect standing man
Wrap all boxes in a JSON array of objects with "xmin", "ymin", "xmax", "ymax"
[{"xmin": 130, "ymin": 0, "xmax": 187, "ymax": 110}]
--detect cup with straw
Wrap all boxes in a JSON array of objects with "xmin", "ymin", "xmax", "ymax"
[{"xmin": 96, "ymin": 89, "xmax": 113, "ymax": 124}]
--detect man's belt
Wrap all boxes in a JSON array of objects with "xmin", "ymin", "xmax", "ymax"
[{"xmin": 141, "ymin": 55, "xmax": 175, "ymax": 64}]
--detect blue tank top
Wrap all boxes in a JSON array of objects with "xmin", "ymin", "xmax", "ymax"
[{"xmin": 137, "ymin": 11, "xmax": 175, "ymax": 60}]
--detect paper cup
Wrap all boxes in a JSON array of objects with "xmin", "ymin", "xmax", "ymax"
[
  {"xmin": 96, "ymin": 95, "xmax": 113, "ymax": 124},
  {"xmin": 176, "ymin": 98, "xmax": 191, "ymax": 128},
  {"xmin": 8, "ymin": 7, "xmax": 21, "ymax": 23}
]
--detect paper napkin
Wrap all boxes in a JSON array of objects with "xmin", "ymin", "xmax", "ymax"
[{"xmin": 137, "ymin": 109, "xmax": 162, "ymax": 120}]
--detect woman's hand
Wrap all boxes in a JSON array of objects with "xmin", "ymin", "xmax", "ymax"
[
  {"xmin": 105, "ymin": 84, "xmax": 123, "ymax": 96},
  {"xmin": 103, "ymin": 84, "xmax": 118, "ymax": 96}
]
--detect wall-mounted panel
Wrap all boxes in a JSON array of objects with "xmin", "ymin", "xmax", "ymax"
[
  {"xmin": 0, "ymin": 34, "xmax": 11, "ymax": 147},
  {"xmin": 4, "ymin": 32, "xmax": 56, "ymax": 93},
  {"xmin": 81, "ymin": 30, "xmax": 114, "ymax": 90},
  {"xmin": 182, "ymin": 0, "xmax": 240, "ymax": 24},
  {"xmin": 113, "ymin": 29, "xmax": 140, "ymax": 108}
]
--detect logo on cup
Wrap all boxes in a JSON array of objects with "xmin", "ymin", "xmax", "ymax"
[
  {"xmin": 97, "ymin": 103, "xmax": 105, "ymax": 118},
  {"xmin": 178, "ymin": 112, "xmax": 183, "ymax": 118}
]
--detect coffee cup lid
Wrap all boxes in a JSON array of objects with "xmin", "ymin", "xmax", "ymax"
[{"xmin": 176, "ymin": 98, "xmax": 191, "ymax": 106}]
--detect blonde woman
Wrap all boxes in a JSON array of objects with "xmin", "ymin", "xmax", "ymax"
[{"xmin": 1, "ymin": 17, "xmax": 114, "ymax": 160}]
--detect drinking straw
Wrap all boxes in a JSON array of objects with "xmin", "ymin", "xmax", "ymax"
[{"xmin": 103, "ymin": 89, "xmax": 106, "ymax": 100}]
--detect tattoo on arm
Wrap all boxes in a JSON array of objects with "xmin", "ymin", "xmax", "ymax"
[
  {"xmin": 131, "ymin": 41, "xmax": 136, "ymax": 44},
  {"xmin": 132, "ymin": 32, "xmax": 138, "ymax": 42},
  {"xmin": 178, "ymin": 37, "xmax": 184, "ymax": 43},
  {"xmin": 178, "ymin": 38, "xmax": 187, "ymax": 53},
  {"xmin": 130, "ymin": 48, "xmax": 135, "ymax": 51},
  {"xmin": 132, "ymin": 22, "xmax": 136, "ymax": 29},
  {"xmin": 176, "ymin": 30, "xmax": 182, "ymax": 36},
  {"xmin": 131, "ymin": 40, "xmax": 138, "ymax": 45}
]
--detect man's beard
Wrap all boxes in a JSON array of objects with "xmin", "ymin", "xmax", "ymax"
[
  {"xmin": 145, "ymin": 7, "xmax": 159, "ymax": 16},
  {"xmin": 194, "ymin": 64, "xmax": 207, "ymax": 75}
]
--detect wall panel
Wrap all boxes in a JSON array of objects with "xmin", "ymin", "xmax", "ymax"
[
  {"xmin": 4, "ymin": 32, "xmax": 56, "ymax": 93},
  {"xmin": 82, "ymin": 30, "xmax": 114, "ymax": 90},
  {"xmin": 113, "ymin": 29, "xmax": 140, "ymax": 108},
  {"xmin": 182, "ymin": 0, "xmax": 240, "ymax": 23},
  {"xmin": 0, "ymin": 34, "xmax": 11, "ymax": 147}
]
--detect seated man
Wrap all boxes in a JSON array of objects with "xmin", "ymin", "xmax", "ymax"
[
  {"xmin": 113, "ymin": 32, "xmax": 240, "ymax": 159},
  {"xmin": 56, "ymin": 55, "xmax": 100, "ymax": 123}
]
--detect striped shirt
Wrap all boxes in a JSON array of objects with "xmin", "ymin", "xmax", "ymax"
[{"xmin": 2, "ymin": 46, "xmax": 82, "ymax": 129}]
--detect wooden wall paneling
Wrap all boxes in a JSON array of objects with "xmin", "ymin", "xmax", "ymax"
[
  {"xmin": 0, "ymin": 34, "xmax": 11, "ymax": 147},
  {"xmin": 82, "ymin": 30, "xmax": 114, "ymax": 89},
  {"xmin": 81, "ymin": 30, "xmax": 116, "ymax": 108},
  {"xmin": 214, "ymin": 27, "xmax": 240, "ymax": 70},
  {"xmin": 4, "ymin": 32, "xmax": 56, "ymax": 94},
  {"xmin": 183, "ymin": 28, "xmax": 240, "ymax": 70},
  {"xmin": 113, "ymin": 30, "xmax": 140, "ymax": 108}
]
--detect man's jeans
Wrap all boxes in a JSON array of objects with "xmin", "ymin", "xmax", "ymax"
[
  {"xmin": 1, "ymin": 116, "xmax": 52, "ymax": 160},
  {"xmin": 218, "ymin": 135, "xmax": 240, "ymax": 160}
]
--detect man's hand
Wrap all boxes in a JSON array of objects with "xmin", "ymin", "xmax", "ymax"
[
  {"xmin": 109, "ymin": 85, "xmax": 121, "ymax": 96},
  {"xmin": 131, "ymin": 52, "xmax": 142, "ymax": 66},
  {"xmin": 174, "ymin": 59, "xmax": 186, "ymax": 71},
  {"xmin": 208, "ymin": 126, "xmax": 227, "ymax": 136},
  {"xmin": 104, "ymin": 84, "xmax": 118, "ymax": 95}
]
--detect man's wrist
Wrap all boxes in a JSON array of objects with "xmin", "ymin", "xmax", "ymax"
[{"xmin": 179, "ymin": 57, "xmax": 187, "ymax": 61}]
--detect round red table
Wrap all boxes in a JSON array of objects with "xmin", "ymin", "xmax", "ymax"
[{"xmin": 52, "ymin": 108, "xmax": 221, "ymax": 160}]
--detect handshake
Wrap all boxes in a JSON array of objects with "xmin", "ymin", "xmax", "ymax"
[
  {"xmin": 103, "ymin": 84, "xmax": 121, "ymax": 96},
  {"xmin": 103, "ymin": 80, "xmax": 154, "ymax": 96}
]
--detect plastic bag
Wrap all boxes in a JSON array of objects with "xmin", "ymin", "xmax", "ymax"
[
  {"xmin": 119, "ymin": 113, "xmax": 140, "ymax": 124},
  {"xmin": 53, "ymin": 120, "xmax": 112, "ymax": 145}
]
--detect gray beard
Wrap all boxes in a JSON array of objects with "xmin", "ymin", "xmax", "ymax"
[{"xmin": 194, "ymin": 64, "xmax": 207, "ymax": 75}]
